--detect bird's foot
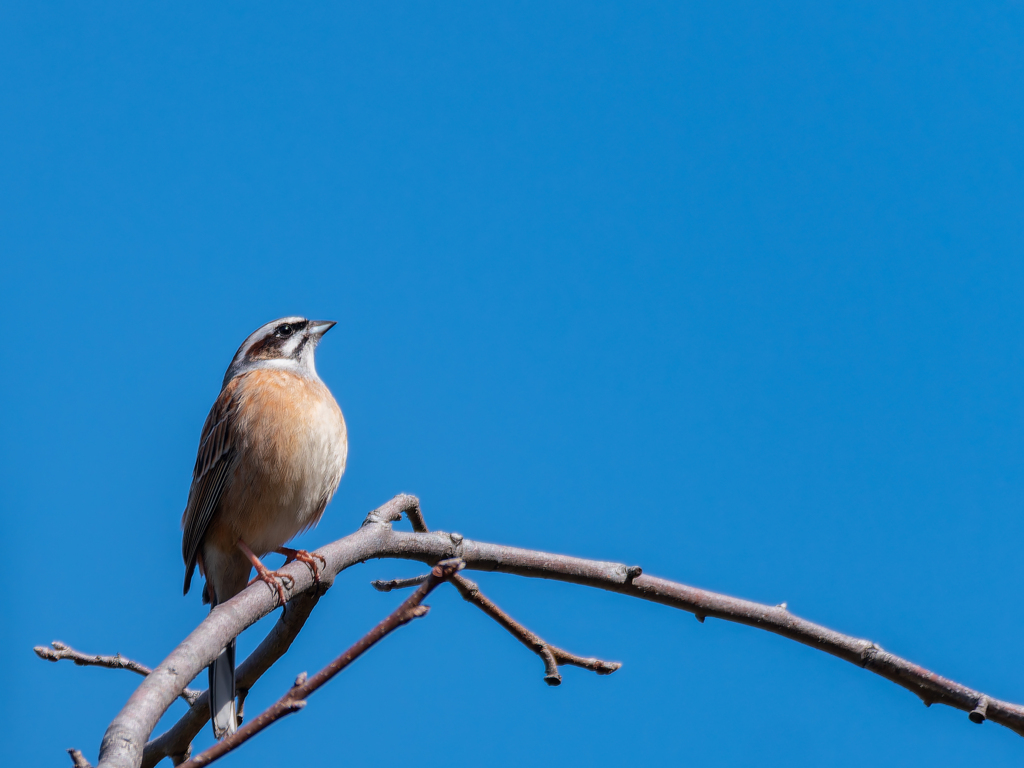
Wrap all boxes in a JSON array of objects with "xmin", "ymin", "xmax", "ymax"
[
  {"xmin": 276, "ymin": 547, "xmax": 327, "ymax": 583},
  {"xmin": 247, "ymin": 563, "xmax": 294, "ymax": 606},
  {"xmin": 237, "ymin": 539, "xmax": 293, "ymax": 606}
]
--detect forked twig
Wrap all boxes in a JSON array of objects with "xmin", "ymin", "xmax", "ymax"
[
  {"xmin": 374, "ymin": 568, "xmax": 620, "ymax": 684},
  {"xmin": 393, "ymin": 501, "xmax": 620, "ymax": 684},
  {"xmin": 449, "ymin": 573, "xmax": 621, "ymax": 684}
]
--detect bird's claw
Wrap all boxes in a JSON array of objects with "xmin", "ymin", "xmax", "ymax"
[
  {"xmin": 276, "ymin": 547, "xmax": 327, "ymax": 583},
  {"xmin": 248, "ymin": 568, "xmax": 293, "ymax": 606}
]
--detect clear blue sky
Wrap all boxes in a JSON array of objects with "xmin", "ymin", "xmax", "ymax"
[{"xmin": 2, "ymin": 3, "xmax": 1023, "ymax": 766}]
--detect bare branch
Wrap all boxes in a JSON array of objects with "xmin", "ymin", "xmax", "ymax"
[
  {"xmin": 56, "ymin": 494, "xmax": 1024, "ymax": 768},
  {"xmin": 142, "ymin": 582, "xmax": 326, "ymax": 768},
  {"xmin": 68, "ymin": 748, "xmax": 93, "ymax": 768},
  {"xmin": 177, "ymin": 559, "xmax": 462, "ymax": 768},
  {"xmin": 35, "ymin": 642, "xmax": 200, "ymax": 706}
]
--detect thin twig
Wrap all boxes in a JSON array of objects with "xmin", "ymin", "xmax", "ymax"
[
  {"xmin": 382, "ymin": 505, "xmax": 620, "ymax": 684},
  {"xmin": 68, "ymin": 748, "xmax": 93, "ymax": 768},
  {"xmin": 374, "ymin": 565, "xmax": 620, "ymax": 683},
  {"xmin": 177, "ymin": 558, "xmax": 463, "ymax": 768},
  {"xmin": 449, "ymin": 573, "xmax": 621, "ymax": 684},
  {"xmin": 35, "ymin": 642, "xmax": 200, "ymax": 706},
  {"xmin": 371, "ymin": 574, "xmax": 428, "ymax": 592}
]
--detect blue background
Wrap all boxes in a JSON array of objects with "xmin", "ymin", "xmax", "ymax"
[{"xmin": 3, "ymin": 3, "xmax": 1023, "ymax": 765}]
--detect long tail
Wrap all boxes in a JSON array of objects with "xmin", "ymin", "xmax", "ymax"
[{"xmin": 209, "ymin": 638, "xmax": 237, "ymax": 739}]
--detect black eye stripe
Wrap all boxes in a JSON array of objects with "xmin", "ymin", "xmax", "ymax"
[{"xmin": 274, "ymin": 320, "xmax": 308, "ymax": 338}]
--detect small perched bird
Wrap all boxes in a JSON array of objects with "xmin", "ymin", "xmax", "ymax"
[{"xmin": 181, "ymin": 317, "xmax": 347, "ymax": 738}]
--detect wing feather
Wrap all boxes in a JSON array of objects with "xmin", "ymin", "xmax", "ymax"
[{"xmin": 181, "ymin": 379, "xmax": 241, "ymax": 594}]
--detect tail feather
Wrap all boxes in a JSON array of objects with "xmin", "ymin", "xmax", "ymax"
[{"xmin": 209, "ymin": 639, "xmax": 237, "ymax": 739}]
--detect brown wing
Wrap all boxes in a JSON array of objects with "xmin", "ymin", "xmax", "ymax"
[{"xmin": 181, "ymin": 378, "xmax": 242, "ymax": 595}]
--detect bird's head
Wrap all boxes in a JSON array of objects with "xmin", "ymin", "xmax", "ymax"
[{"xmin": 223, "ymin": 316, "xmax": 336, "ymax": 386}]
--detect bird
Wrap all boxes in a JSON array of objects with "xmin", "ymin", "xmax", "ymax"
[{"xmin": 181, "ymin": 316, "xmax": 348, "ymax": 739}]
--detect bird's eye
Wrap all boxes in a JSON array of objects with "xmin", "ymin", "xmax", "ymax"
[{"xmin": 276, "ymin": 323, "xmax": 294, "ymax": 338}]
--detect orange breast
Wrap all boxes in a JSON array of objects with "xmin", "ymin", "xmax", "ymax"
[{"xmin": 215, "ymin": 368, "xmax": 348, "ymax": 555}]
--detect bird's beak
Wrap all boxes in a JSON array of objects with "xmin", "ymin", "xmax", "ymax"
[{"xmin": 308, "ymin": 320, "xmax": 337, "ymax": 338}]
